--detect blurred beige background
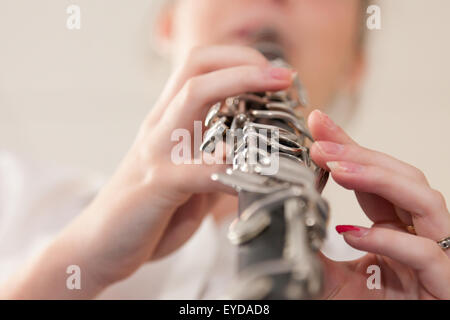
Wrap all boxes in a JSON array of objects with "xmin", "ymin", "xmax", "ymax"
[{"xmin": 1, "ymin": 0, "xmax": 449, "ymax": 230}]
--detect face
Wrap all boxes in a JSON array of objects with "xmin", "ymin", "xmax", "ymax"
[{"xmin": 162, "ymin": 0, "xmax": 364, "ymax": 108}]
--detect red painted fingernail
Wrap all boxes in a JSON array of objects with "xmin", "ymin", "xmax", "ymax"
[
  {"xmin": 336, "ymin": 225, "xmax": 369, "ymax": 237},
  {"xmin": 267, "ymin": 67, "xmax": 292, "ymax": 81},
  {"xmin": 336, "ymin": 225, "xmax": 360, "ymax": 234}
]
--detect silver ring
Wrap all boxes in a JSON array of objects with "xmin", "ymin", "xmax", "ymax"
[{"xmin": 437, "ymin": 237, "xmax": 450, "ymax": 251}]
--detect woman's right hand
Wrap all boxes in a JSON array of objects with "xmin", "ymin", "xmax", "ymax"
[
  {"xmin": 92, "ymin": 44, "xmax": 295, "ymax": 274},
  {"xmin": 0, "ymin": 46, "xmax": 294, "ymax": 299}
]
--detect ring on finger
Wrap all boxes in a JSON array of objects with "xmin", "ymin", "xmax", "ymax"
[
  {"xmin": 406, "ymin": 225, "xmax": 416, "ymax": 235},
  {"xmin": 437, "ymin": 236, "xmax": 450, "ymax": 251}
]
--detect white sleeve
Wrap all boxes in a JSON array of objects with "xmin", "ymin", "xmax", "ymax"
[
  {"xmin": 0, "ymin": 150, "xmax": 221, "ymax": 299},
  {"xmin": 0, "ymin": 150, "xmax": 103, "ymax": 284}
]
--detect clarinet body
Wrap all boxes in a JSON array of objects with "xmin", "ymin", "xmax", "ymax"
[{"xmin": 200, "ymin": 45, "xmax": 330, "ymax": 300}]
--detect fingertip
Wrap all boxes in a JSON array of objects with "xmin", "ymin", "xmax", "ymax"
[
  {"xmin": 308, "ymin": 109, "xmax": 357, "ymax": 146},
  {"xmin": 307, "ymin": 109, "xmax": 323, "ymax": 141},
  {"xmin": 326, "ymin": 169, "xmax": 358, "ymax": 191},
  {"xmin": 309, "ymin": 142, "xmax": 327, "ymax": 169},
  {"xmin": 308, "ymin": 108, "xmax": 339, "ymax": 142},
  {"xmin": 266, "ymin": 67, "xmax": 291, "ymax": 80},
  {"xmin": 336, "ymin": 225, "xmax": 370, "ymax": 237},
  {"xmin": 307, "ymin": 109, "xmax": 322, "ymax": 129},
  {"xmin": 309, "ymin": 141, "xmax": 319, "ymax": 157}
]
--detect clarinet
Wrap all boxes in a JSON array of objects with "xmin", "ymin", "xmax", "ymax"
[{"xmin": 200, "ymin": 43, "xmax": 330, "ymax": 300}]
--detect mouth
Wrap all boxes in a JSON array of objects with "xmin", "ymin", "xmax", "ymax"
[
  {"xmin": 233, "ymin": 26, "xmax": 288, "ymax": 61},
  {"xmin": 252, "ymin": 40, "xmax": 286, "ymax": 61}
]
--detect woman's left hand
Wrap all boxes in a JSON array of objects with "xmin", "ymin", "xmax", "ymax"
[{"xmin": 308, "ymin": 109, "xmax": 450, "ymax": 299}]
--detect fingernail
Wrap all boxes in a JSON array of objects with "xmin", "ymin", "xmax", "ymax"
[
  {"xmin": 316, "ymin": 110, "xmax": 337, "ymax": 130},
  {"xmin": 267, "ymin": 67, "xmax": 293, "ymax": 81},
  {"xmin": 327, "ymin": 161, "xmax": 364, "ymax": 173},
  {"xmin": 315, "ymin": 141, "xmax": 344, "ymax": 155},
  {"xmin": 336, "ymin": 225, "xmax": 369, "ymax": 237}
]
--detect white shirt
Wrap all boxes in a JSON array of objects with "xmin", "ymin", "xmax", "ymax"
[{"xmin": 0, "ymin": 150, "xmax": 363, "ymax": 299}]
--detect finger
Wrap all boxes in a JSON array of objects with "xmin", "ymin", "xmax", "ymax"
[
  {"xmin": 152, "ymin": 194, "xmax": 212, "ymax": 261},
  {"xmin": 159, "ymin": 65, "xmax": 293, "ymax": 133},
  {"xmin": 308, "ymin": 109, "xmax": 357, "ymax": 145},
  {"xmin": 309, "ymin": 108, "xmax": 429, "ymax": 225},
  {"xmin": 351, "ymin": 190, "xmax": 404, "ymax": 225},
  {"xmin": 147, "ymin": 46, "xmax": 269, "ymax": 124},
  {"xmin": 328, "ymin": 161, "xmax": 450, "ymax": 241},
  {"xmin": 311, "ymin": 141, "xmax": 429, "ymax": 185},
  {"xmin": 353, "ymin": 191, "xmax": 413, "ymax": 226},
  {"xmin": 336, "ymin": 225, "xmax": 450, "ymax": 298},
  {"xmin": 167, "ymin": 139, "xmax": 237, "ymax": 195},
  {"xmin": 165, "ymin": 161, "xmax": 235, "ymax": 196}
]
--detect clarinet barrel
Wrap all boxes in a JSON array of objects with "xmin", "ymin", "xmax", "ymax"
[{"xmin": 200, "ymin": 43, "xmax": 330, "ymax": 300}]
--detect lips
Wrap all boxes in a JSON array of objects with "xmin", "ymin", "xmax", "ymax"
[
  {"xmin": 218, "ymin": 10, "xmax": 292, "ymax": 61},
  {"xmin": 253, "ymin": 40, "xmax": 286, "ymax": 61},
  {"xmin": 233, "ymin": 21, "xmax": 282, "ymax": 42}
]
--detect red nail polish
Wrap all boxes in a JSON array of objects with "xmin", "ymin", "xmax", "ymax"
[
  {"xmin": 336, "ymin": 225, "xmax": 369, "ymax": 237},
  {"xmin": 336, "ymin": 225, "xmax": 360, "ymax": 234}
]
